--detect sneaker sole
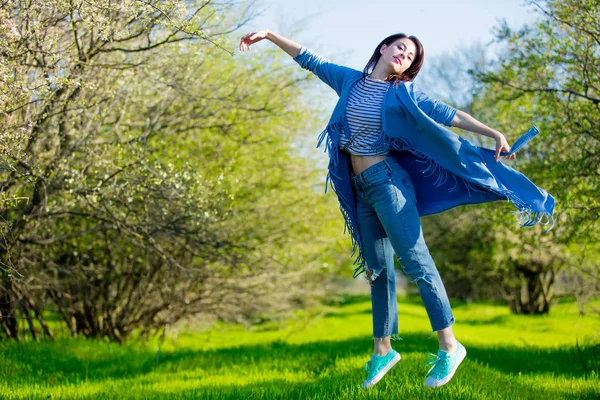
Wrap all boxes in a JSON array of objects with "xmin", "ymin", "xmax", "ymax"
[
  {"xmin": 425, "ymin": 345, "xmax": 467, "ymax": 388},
  {"xmin": 361, "ymin": 353, "xmax": 402, "ymax": 389}
]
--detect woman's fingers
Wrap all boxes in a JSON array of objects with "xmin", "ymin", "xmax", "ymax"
[
  {"xmin": 240, "ymin": 39, "xmax": 251, "ymax": 51},
  {"xmin": 240, "ymin": 30, "xmax": 268, "ymax": 51},
  {"xmin": 495, "ymin": 142, "xmax": 512, "ymax": 162},
  {"xmin": 502, "ymin": 152, "xmax": 516, "ymax": 160},
  {"xmin": 239, "ymin": 29, "xmax": 271, "ymax": 52},
  {"xmin": 239, "ymin": 32, "xmax": 252, "ymax": 51},
  {"xmin": 240, "ymin": 40, "xmax": 251, "ymax": 51}
]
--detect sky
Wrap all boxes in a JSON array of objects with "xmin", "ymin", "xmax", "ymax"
[
  {"xmin": 240, "ymin": 0, "xmax": 541, "ymax": 158},
  {"xmin": 243, "ymin": 0, "xmax": 539, "ymax": 70}
]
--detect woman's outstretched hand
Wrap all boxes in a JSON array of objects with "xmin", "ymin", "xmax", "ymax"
[
  {"xmin": 450, "ymin": 111, "xmax": 518, "ymax": 162},
  {"xmin": 495, "ymin": 134, "xmax": 516, "ymax": 162},
  {"xmin": 239, "ymin": 30, "xmax": 271, "ymax": 51}
]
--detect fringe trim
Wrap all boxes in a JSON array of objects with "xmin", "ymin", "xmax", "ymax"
[
  {"xmin": 377, "ymin": 131, "xmax": 555, "ymax": 233},
  {"xmin": 318, "ymin": 125, "xmax": 556, "ymax": 280},
  {"xmin": 316, "ymin": 120, "xmax": 366, "ymax": 278}
]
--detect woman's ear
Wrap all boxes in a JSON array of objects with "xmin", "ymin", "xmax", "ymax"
[{"xmin": 380, "ymin": 44, "xmax": 387, "ymax": 55}]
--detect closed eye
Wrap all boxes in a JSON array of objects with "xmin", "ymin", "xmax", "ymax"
[{"xmin": 397, "ymin": 44, "xmax": 414, "ymax": 61}]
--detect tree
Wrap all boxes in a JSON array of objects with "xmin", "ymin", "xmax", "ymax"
[
  {"xmin": 415, "ymin": 1, "xmax": 600, "ymax": 314},
  {"xmin": 0, "ymin": 0, "xmax": 348, "ymax": 341},
  {"xmin": 416, "ymin": 42, "xmax": 488, "ymax": 115},
  {"xmin": 473, "ymin": 0, "xmax": 600, "ymax": 313}
]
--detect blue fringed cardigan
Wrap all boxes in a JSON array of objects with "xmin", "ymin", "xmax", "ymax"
[{"xmin": 293, "ymin": 47, "xmax": 556, "ymax": 279}]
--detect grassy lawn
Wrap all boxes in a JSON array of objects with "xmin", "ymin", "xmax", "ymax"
[{"xmin": 1, "ymin": 294, "xmax": 599, "ymax": 399}]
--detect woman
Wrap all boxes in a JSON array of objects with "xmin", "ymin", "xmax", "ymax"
[{"xmin": 239, "ymin": 30, "xmax": 554, "ymax": 390}]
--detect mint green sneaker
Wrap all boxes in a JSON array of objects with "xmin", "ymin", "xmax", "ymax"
[
  {"xmin": 361, "ymin": 349, "xmax": 401, "ymax": 389},
  {"xmin": 424, "ymin": 341, "xmax": 467, "ymax": 388}
]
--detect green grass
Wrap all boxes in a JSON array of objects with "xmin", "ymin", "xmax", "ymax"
[{"xmin": 1, "ymin": 294, "xmax": 599, "ymax": 399}]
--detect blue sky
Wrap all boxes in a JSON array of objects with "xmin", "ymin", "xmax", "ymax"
[
  {"xmin": 245, "ymin": 0, "xmax": 538, "ymax": 69},
  {"xmin": 241, "ymin": 0, "xmax": 540, "ymax": 155}
]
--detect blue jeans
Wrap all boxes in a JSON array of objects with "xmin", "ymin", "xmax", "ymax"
[{"xmin": 351, "ymin": 157, "xmax": 455, "ymax": 338}]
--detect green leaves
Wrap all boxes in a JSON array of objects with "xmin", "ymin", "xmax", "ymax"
[
  {"xmin": 419, "ymin": 0, "xmax": 600, "ymax": 312},
  {"xmin": 1, "ymin": 1, "xmax": 349, "ymax": 341}
]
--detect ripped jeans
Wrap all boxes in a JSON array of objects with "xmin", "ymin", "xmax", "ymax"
[{"xmin": 351, "ymin": 157, "xmax": 455, "ymax": 338}]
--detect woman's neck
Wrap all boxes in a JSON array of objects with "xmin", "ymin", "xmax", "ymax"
[{"xmin": 370, "ymin": 61, "xmax": 391, "ymax": 81}]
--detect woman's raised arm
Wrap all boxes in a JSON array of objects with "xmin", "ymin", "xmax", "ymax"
[
  {"xmin": 413, "ymin": 85, "xmax": 516, "ymax": 163},
  {"xmin": 239, "ymin": 30, "xmax": 356, "ymax": 96},
  {"xmin": 451, "ymin": 111, "xmax": 516, "ymax": 162},
  {"xmin": 240, "ymin": 29, "xmax": 302, "ymax": 58}
]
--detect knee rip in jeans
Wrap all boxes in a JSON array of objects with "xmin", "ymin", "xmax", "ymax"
[{"xmin": 366, "ymin": 268, "xmax": 380, "ymax": 285}]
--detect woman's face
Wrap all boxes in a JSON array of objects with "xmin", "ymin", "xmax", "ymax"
[{"xmin": 379, "ymin": 38, "xmax": 417, "ymax": 76}]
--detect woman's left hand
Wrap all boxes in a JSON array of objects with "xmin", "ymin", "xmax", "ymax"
[{"xmin": 495, "ymin": 133, "xmax": 516, "ymax": 162}]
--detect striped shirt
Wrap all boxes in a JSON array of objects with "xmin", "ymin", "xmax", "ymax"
[{"xmin": 340, "ymin": 76, "xmax": 390, "ymax": 157}]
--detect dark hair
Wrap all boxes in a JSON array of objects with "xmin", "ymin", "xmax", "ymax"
[{"xmin": 362, "ymin": 33, "xmax": 424, "ymax": 85}]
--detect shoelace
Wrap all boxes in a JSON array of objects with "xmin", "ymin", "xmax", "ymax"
[
  {"xmin": 364, "ymin": 355, "xmax": 382, "ymax": 379},
  {"xmin": 424, "ymin": 352, "xmax": 449, "ymax": 379}
]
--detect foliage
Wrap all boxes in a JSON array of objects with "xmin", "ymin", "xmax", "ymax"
[
  {"xmin": 473, "ymin": 0, "xmax": 600, "ymax": 310},
  {"xmin": 0, "ymin": 0, "xmax": 349, "ymax": 342},
  {"xmin": 416, "ymin": 42, "xmax": 488, "ymax": 114},
  {"xmin": 477, "ymin": 0, "xmax": 600, "ymax": 236},
  {"xmin": 418, "ymin": 0, "xmax": 600, "ymax": 314}
]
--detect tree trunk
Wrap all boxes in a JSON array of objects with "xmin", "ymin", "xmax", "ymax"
[
  {"xmin": 0, "ymin": 275, "xmax": 19, "ymax": 341},
  {"xmin": 506, "ymin": 266, "xmax": 555, "ymax": 314}
]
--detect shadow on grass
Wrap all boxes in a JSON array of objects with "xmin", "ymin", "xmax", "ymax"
[
  {"xmin": 168, "ymin": 368, "xmax": 597, "ymax": 400},
  {"xmin": 3, "ymin": 331, "xmax": 596, "ymax": 382},
  {"xmin": 3, "ymin": 297, "xmax": 598, "ymax": 400},
  {"xmin": 42, "ymin": 337, "xmax": 599, "ymax": 400}
]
